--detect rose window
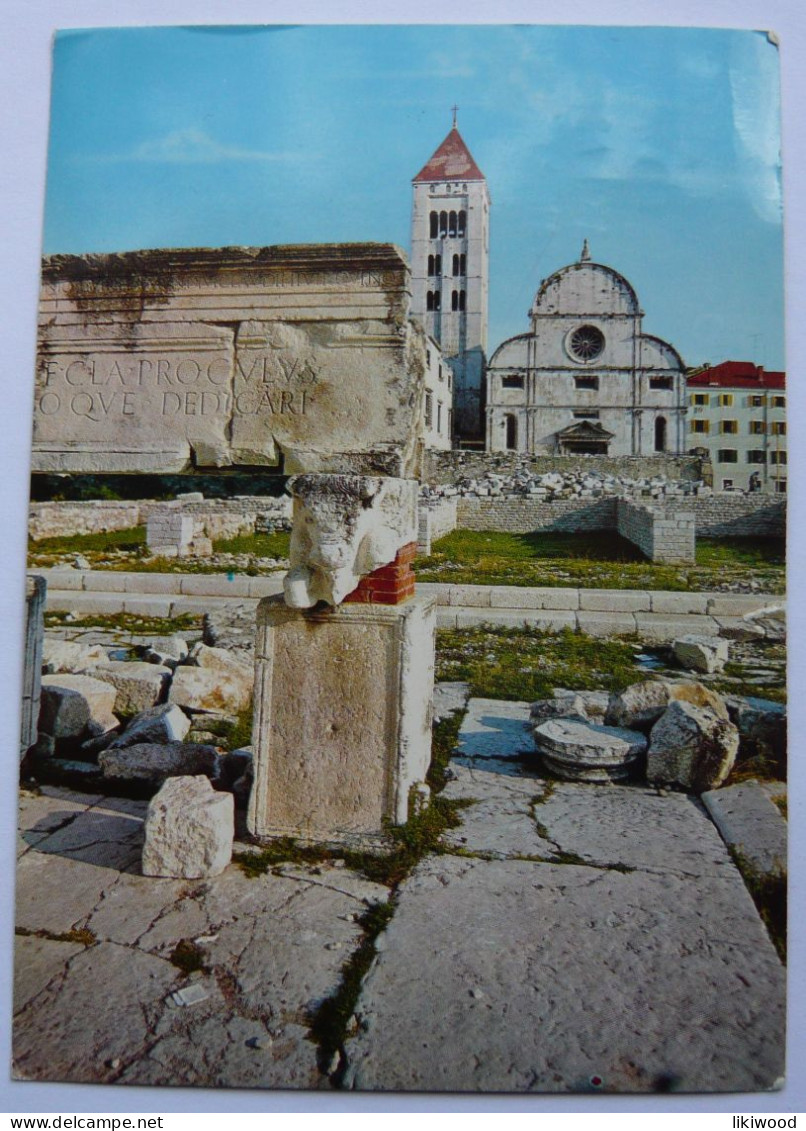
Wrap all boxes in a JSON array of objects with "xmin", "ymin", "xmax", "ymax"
[{"xmin": 568, "ymin": 325, "xmax": 605, "ymax": 362}]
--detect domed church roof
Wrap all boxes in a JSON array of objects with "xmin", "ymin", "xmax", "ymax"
[{"xmin": 531, "ymin": 241, "xmax": 641, "ymax": 318}]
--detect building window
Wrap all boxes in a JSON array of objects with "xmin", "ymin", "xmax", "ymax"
[
  {"xmin": 717, "ymin": 449, "xmax": 738, "ymax": 463},
  {"xmin": 501, "ymin": 374, "xmax": 524, "ymax": 389},
  {"xmin": 772, "ymin": 395, "xmax": 786, "ymax": 408},
  {"xmin": 426, "ymin": 290, "xmax": 441, "ymax": 312},
  {"xmin": 459, "ymin": 290, "xmax": 466, "ymax": 311},
  {"xmin": 654, "ymin": 416, "xmax": 667, "ymax": 452},
  {"xmin": 747, "ymin": 450, "xmax": 767, "ymax": 464},
  {"xmin": 458, "ymin": 210, "xmax": 466, "ymax": 237},
  {"xmin": 718, "ymin": 394, "xmax": 734, "ymax": 406},
  {"xmin": 427, "ymin": 254, "xmax": 442, "ymax": 276},
  {"xmin": 770, "ymin": 451, "xmax": 787, "ymax": 465},
  {"xmin": 425, "ymin": 391, "xmax": 433, "ymax": 428},
  {"xmin": 426, "ymin": 349, "xmax": 431, "ymax": 367},
  {"xmin": 452, "ymin": 253, "xmax": 467, "ymax": 277},
  {"xmin": 749, "ymin": 395, "xmax": 766, "ymax": 407},
  {"xmin": 447, "ymin": 408, "xmax": 453, "ymax": 436},
  {"xmin": 690, "ymin": 420, "xmax": 710, "ymax": 434},
  {"xmin": 650, "ymin": 376, "xmax": 673, "ymax": 390},
  {"xmin": 451, "ymin": 290, "xmax": 459, "ymax": 311},
  {"xmin": 720, "ymin": 420, "xmax": 738, "ymax": 434},
  {"xmin": 574, "ymin": 376, "xmax": 599, "ymax": 391},
  {"xmin": 437, "ymin": 403, "xmax": 442, "ymax": 433},
  {"xmin": 691, "ymin": 393, "xmax": 708, "ymax": 405},
  {"xmin": 438, "ymin": 364, "xmax": 443, "ymax": 382},
  {"xmin": 573, "ymin": 411, "xmax": 600, "ymax": 419},
  {"xmin": 429, "ymin": 212, "xmax": 438, "ymax": 238},
  {"xmin": 775, "ymin": 479, "xmax": 787, "ymax": 493},
  {"xmin": 448, "ymin": 210, "xmax": 457, "ymax": 237},
  {"xmin": 749, "ymin": 420, "xmax": 766, "ymax": 434},
  {"xmin": 722, "ymin": 479, "xmax": 734, "ymax": 490},
  {"xmin": 439, "ymin": 211, "xmax": 448, "ymax": 237},
  {"xmin": 568, "ymin": 325, "xmax": 605, "ymax": 363},
  {"xmin": 771, "ymin": 421, "xmax": 786, "ymax": 435},
  {"xmin": 504, "ymin": 414, "xmax": 518, "ymax": 451}
]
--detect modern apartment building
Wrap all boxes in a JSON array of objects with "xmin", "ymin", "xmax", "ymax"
[{"xmin": 687, "ymin": 361, "xmax": 786, "ymax": 493}]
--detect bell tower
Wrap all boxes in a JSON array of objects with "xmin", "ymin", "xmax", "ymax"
[{"xmin": 411, "ymin": 112, "xmax": 490, "ymax": 442}]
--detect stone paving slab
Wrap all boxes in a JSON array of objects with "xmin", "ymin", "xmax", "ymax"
[
  {"xmin": 455, "ymin": 698, "xmax": 534, "ymax": 763},
  {"xmin": 343, "ymin": 852, "xmax": 785, "ymax": 1094},
  {"xmin": 13, "ymin": 786, "xmax": 391, "ymax": 1091},
  {"xmin": 701, "ymin": 781, "xmax": 787, "ymax": 879}
]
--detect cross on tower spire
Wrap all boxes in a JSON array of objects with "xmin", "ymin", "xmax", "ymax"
[{"xmin": 451, "ymin": 105, "xmax": 458, "ymax": 129}]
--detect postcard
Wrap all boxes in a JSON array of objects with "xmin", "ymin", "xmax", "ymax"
[{"xmin": 12, "ymin": 23, "xmax": 788, "ymax": 1100}]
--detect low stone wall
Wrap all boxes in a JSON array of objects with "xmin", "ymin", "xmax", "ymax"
[
  {"xmin": 688, "ymin": 496, "xmax": 785, "ymax": 539},
  {"xmin": 457, "ymin": 497, "xmax": 617, "ymax": 534},
  {"xmin": 417, "ymin": 498, "xmax": 458, "ymax": 554},
  {"xmin": 29, "ymin": 496, "xmax": 292, "ymax": 542},
  {"xmin": 616, "ymin": 499, "xmax": 695, "ymax": 564},
  {"xmin": 424, "ymin": 451, "xmax": 706, "ymax": 486},
  {"xmin": 452, "ymin": 495, "xmax": 784, "ymax": 544}
]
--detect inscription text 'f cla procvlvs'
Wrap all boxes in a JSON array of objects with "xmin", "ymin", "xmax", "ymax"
[{"xmin": 35, "ymin": 352, "xmax": 318, "ymax": 421}]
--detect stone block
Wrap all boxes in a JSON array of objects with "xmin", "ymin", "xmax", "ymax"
[
  {"xmin": 649, "ymin": 592, "xmax": 709, "ymax": 615},
  {"xmin": 108, "ymin": 704, "xmax": 191, "ymax": 748},
  {"xmin": 248, "ymin": 594, "xmax": 435, "ymax": 847},
  {"xmin": 121, "ymin": 595, "xmax": 175, "ymax": 618},
  {"xmin": 446, "ymin": 585, "xmax": 494, "ymax": 608},
  {"xmin": 578, "ymin": 590, "xmax": 650, "ymax": 612},
  {"xmin": 633, "ymin": 613, "xmax": 720, "ymax": 643},
  {"xmin": 706, "ymin": 594, "xmax": 775, "ymax": 617},
  {"xmin": 647, "ymin": 701, "xmax": 739, "ymax": 792},
  {"xmin": 46, "ymin": 593, "xmax": 126, "ymax": 616},
  {"xmin": 39, "ymin": 674, "xmax": 118, "ymax": 739},
  {"xmin": 142, "ymin": 776, "xmax": 234, "ymax": 878},
  {"xmin": 94, "ymin": 662, "xmax": 172, "ymax": 716},
  {"xmin": 34, "ymin": 246, "xmax": 426, "ymax": 477},
  {"xmin": 40, "ymin": 569, "xmax": 84, "ymax": 591},
  {"xmin": 180, "ymin": 574, "xmax": 253, "ymax": 598},
  {"xmin": 575, "ymin": 611, "xmax": 637, "ymax": 637},
  {"xmin": 99, "ymin": 742, "xmax": 219, "ymax": 784},
  {"xmin": 42, "ymin": 639, "xmax": 109, "ymax": 673},
  {"xmin": 122, "ymin": 573, "xmax": 184, "ymax": 595},
  {"xmin": 606, "ymin": 679, "xmax": 729, "ymax": 732},
  {"xmin": 701, "ymin": 782, "xmax": 786, "ymax": 881},
  {"xmin": 142, "ymin": 635, "xmax": 189, "ymax": 668},
  {"xmin": 82, "ymin": 572, "xmax": 127, "ymax": 593},
  {"xmin": 673, "ymin": 635, "xmax": 729, "ymax": 674}
]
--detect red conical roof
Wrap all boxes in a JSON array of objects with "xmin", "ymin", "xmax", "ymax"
[{"xmin": 413, "ymin": 125, "xmax": 485, "ymax": 183}]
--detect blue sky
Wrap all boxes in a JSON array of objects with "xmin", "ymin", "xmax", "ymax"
[{"xmin": 44, "ymin": 24, "xmax": 785, "ymax": 370}]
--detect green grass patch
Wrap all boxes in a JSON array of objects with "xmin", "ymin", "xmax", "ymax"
[
  {"xmin": 43, "ymin": 610, "xmax": 202, "ymax": 636},
  {"xmin": 307, "ymin": 899, "xmax": 396, "ymax": 1079},
  {"xmin": 414, "ymin": 530, "xmax": 785, "ymax": 593},
  {"xmin": 212, "ymin": 531, "xmax": 290, "ymax": 558},
  {"xmin": 29, "ymin": 526, "xmax": 147, "ymax": 555},
  {"xmin": 436, "ymin": 625, "xmax": 641, "ymax": 701}
]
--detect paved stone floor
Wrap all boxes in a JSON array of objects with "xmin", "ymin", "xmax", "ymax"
[{"xmin": 13, "ymin": 698, "xmax": 786, "ymax": 1096}]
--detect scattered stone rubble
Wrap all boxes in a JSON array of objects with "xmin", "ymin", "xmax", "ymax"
[{"xmin": 421, "ymin": 466, "xmax": 709, "ymax": 501}]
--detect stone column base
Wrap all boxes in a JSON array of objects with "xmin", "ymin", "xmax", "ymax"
[{"xmin": 247, "ymin": 594, "xmax": 436, "ymax": 850}]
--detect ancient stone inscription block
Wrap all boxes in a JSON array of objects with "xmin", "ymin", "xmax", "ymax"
[
  {"xmin": 33, "ymin": 245, "xmax": 427, "ymax": 476},
  {"xmin": 247, "ymin": 594, "xmax": 436, "ymax": 848}
]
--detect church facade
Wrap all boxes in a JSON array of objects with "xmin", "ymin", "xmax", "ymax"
[
  {"xmin": 485, "ymin": 243, "xmax": 687, "ymax": 457},
  {"xmin": 410, "ymin": 118, "xmax": 489, "ymax": 443}
]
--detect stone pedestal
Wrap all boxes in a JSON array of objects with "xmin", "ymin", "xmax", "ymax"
[
  {"xmin": 21, "ymin": 575, "xmax": 46, "ymax": 759},
  {"xmin": 248, "ymin": 594, "xmax": 436, "ymax": 849}
]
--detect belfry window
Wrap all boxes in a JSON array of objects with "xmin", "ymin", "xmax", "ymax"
[
  {"xmin": 427, "ymin": 254, "xmax": 441, "ymax": 276},
  {"xmin": 439, "ymin": 211, "xmax": 448, "ymax": 237},
  {"xmin": 429, "ymin": 212, "xmax": 438, "ymax": 238},
  {"xmin": 427, "ymin": 291, "xmax": 441, "ymax": 312},
  {"xmin": 459, "ymin": 290, "xmax": 466, "ymax": 311},
  {"xmin": 458, "ymin": 210, "xmax": 466, "ymax": 237},
  {"xmin": 448, "ymin": 211, "xmax": 457, "ymax": 237},
  {"xmin": 452, "ymin": 253, "xmax": 466, "ymax": 277},
  {"xmin": 452, "ymin": 290, "xmax": 459, "ymax": 311}
]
